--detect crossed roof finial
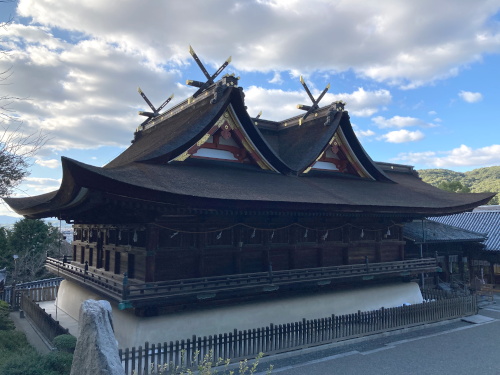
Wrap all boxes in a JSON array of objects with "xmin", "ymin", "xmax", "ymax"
[
  {"xmin": 296, "ymin": 76, "xmax": 330, "ymax": 125},
  {"xmin": 137, "ymin": 88, "xmax": 174, "ymax": 127},
  {"xmin": 186, "ymin": 45, "xmax": 232, "ymax": 98}
]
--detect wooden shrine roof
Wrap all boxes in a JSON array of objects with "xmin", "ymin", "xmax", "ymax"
[
  {"xmin": 403, "ymin": 219, "xmax": 487, "ymax": 244},
  {"xmin": 4, "ymin": 156, "xmax": 494, "ymax": 219},
  {"xmin": 3, "ymin": 77, "xmax": 496, "ymax": 220},
  {"xmin": 430, "ymin": 210, "xmax": 500, "ymax": 251}
]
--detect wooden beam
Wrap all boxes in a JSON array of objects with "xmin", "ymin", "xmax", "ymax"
[{"xmin": 145, "ymin": 224, "xmax": 159, "ymax": 282}]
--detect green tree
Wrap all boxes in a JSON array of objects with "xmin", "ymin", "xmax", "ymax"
[
  {"xmin": 437, "ymin": 180, "xmax": 471, "ymax": 193},
  {"xmin": 419, "ymin": 166, "xmax": 499, "ymax": 205},
  {"xmin": 6, "ymin": 219, "xmax": 62, "ymax": 282}
]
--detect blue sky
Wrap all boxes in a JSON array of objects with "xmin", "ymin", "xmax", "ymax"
[{"xmin": 1, "ymin": 0, "xmax": 500, "ymax": 217}]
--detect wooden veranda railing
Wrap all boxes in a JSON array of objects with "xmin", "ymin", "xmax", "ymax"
[
  {"xmin": 46, "ymin": 257, "xmax": 437, "ymax": 308},
  {"xmin": 119, "ymin": 293, "xmax": 477, "ymax": 375}
]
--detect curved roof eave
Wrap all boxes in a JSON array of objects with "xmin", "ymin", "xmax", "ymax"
[
  {"xmin": 226, "ymin": 96, "xmax": 294, "ymax": 175},
  {"xmin": 276, "ymin": 109, "xmax": 343, "ymax": 174},
  {"xmin": 337, "ymin": 113, "xmax": 394, "ymax": 183},
  {"xmin": 1, "ymin": 157, "xmax": 89, "ymax": 218},
  {"xmin": 46, "ymin": 159, "xmax": 496, "ymax": 216},
  {"xmin": 2, "ymin": 157, "xmax": 494, "ymax": 219}
]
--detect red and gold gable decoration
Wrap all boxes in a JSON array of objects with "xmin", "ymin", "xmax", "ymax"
[
  {"xmin": 172, "ymin": 109, "xmax": 277, "ymax": 171},
  {"xmin": 303, "ymin": 127, "xmax": 374, "ymax": 179}
]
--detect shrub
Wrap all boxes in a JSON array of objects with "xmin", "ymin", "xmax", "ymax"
[
  {"xmin": 0, "ymin": 330, "xmax": 31, "ymax": 364},
  {"xmin": 0, "ymin": 330, "xmax": 29, "ymax": 350},
  {"xmin": 0, "ymin": 300, "xmax": 15, "ymax": 331},
  {"xmin": 0, "ymin": 350, "xmax": 59, "ymax": 375},
  {"xmin": 52, "ymin": 334, "xmax": 76, "ymax": 353},
  {"xmin": 43, "ymin": 351, "xmax": 73, "ymax": 375}
]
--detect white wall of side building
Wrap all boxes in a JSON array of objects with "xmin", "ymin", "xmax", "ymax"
[{"xmin": 56, "ymin": 279, "xmax": 423, "ymax": 349}]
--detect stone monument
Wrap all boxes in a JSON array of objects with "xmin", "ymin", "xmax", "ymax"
[{"xmin": 70, "ymin": 300, "xmax": 124, "ymax": 375}]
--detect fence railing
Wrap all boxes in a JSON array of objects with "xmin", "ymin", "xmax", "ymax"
[
  {"xmin": 0, "ymin": 277, "xmax": 63, "ymax": 306},
  {"xmin": 46, "ymin": 257, "xmax": 437, "ymax": 307},
  {"xmin": 119, "ymin": 294, "xmax": 477, "ymax": 375},
  {"xmin": 20, "ymin": 292, "xmax": 69, "ymax": 343}
]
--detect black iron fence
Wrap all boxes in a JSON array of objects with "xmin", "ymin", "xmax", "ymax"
[{"xmin": 119, "ymin": 293, "xmax": 477, "ymax": 375}]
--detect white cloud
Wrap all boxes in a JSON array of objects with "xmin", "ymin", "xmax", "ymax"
[
  {"xmin": 380, "ymin": 129, "xmax": 424, "ymax": 143},
  {"xmin": 372, "ymin": 115, "xmax": 437, "ymax": 129},
  {"xmin": 458, "ymin": 90, "xmax": 483, "ymax": 103},
  {"xmin": 355, "ymin": 129, "xmax": 376, "ymax": 139},
  {"xmin": 269, "ymin": 71, "xmax": 283, "ymax": 84},
  {"xmin": 35, "ymin": 159, "xmax": 60, "ymax": 168},
  {"xmin": 0, "ymin": 202, "xmax": 23, "ymax": 218},
  {"xmin": 394, "ymin": 144, "xmax": 500, "ymax": 167},
  {"xmin": 352, "ymin": 123, "xmax": 376, "ymax": 139},
  {"xmin": 11, "ymin": 177, "xmax": 62, "ymax": 195},
  {"xmin": 244, "ymin": 86, "xmax": 391, "ymax": 120},
  {"xmin": 332, "ymin": 88, "xmax": 391, "ymax": 117},
  {"xmin": 0, "ymin": 26, "xmax": 191, "ymax": 152},
  {"xmin": 244, "ymin": 86, "xmax": 304, "ymax": 120},
  {"xmin": 14, "ymin": 0, "xmax": 500, "ymax": 88}
]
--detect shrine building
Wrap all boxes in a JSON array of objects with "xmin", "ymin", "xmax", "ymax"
[{"xmin": 3, "ymin": 50, "xmax": 494, "ymax": 348}]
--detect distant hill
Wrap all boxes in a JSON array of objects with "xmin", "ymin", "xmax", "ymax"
[
  {"xmin": 0, "ymin": 215, "xmax": 21, "ymax": 226},
  {"xmin": 418, "ymin": 166, "xmax": 500, "ymax": 205},
  {"xmin": 0, "ymin": 216, "xmax": 70, "ymax": 227}
]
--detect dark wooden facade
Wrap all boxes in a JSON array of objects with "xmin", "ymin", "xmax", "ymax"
[{"xmin": 70, "ymin": 218, "xmax": 405, "ymax": 284}]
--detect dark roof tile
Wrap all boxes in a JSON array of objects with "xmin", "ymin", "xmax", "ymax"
[
  {"xmin": 403, "ymin": 219, "xmax": 486, "ymax": 244},
  {"xmin": 430, "ymin": 212, "xmax": 500, "ymax": 251}
]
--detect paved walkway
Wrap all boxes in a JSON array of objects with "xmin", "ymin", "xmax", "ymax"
[
  {"xmin": 253, "ymin": 310, "xmax": 500, "ymax": 375},
  {"xmin": 9, "ymin": 300, "xmax": 79, "ymax": 354},
  {"xmin": 252, "ymin": 294, "xmax": 500, "ymax": 374},
  {"xmin": 9, "ymin": 310, "xmax": 53, "ymax": 355},
  {"xmin": 10, "ymin": 293, "xmax": 500, "ymax": 373}
]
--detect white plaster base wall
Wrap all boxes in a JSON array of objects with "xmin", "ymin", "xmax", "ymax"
[{"xmin": 57, "ymin": 280, "xmax": 423, "ymax": 349}]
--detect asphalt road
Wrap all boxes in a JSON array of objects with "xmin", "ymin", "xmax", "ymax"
[{"xmin": 254, "ymin": 298, "xmax": 500, "ymax": 375}]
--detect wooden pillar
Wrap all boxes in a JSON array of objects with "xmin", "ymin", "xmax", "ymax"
[
  {"xmin": 317, "ymin": 247, "xmax": 324, "ymax": 267},
  {"xmin": 375, "ymin": 230, "xmax": 382, "ymax": 263},
  {"xmin": 342, "ymin": 246, "xmax": 349, "ymax": 265},
  {"xmin": 459, "ymin": 255, "xmax": 465, "ymax": 282},
  {"xmin": 342, "ymin": 226, "xmax": 350, "ymax": 265},
  {"xmin": 96, "ymin": 229, "xmax": 104, "ymax": 269},
  {"xmin": 467, "ymin": 254, "xmax": 474, "ymax": 284},
  {"xmin": 289, "ymin": 225, "xmax": 297, "ymax": 270},
  {"xmin": 145, "ymin": 224, "xmax": 159, "ymax": 283},
  {"xmin": 288, "ymin": 246, "xmax": 296, "ymax": 269},
  {"xmin": 198, "ymin": 223, "xmax": 205, "ymax": 277},
  {"xmin": 234, "ymin": 230, "xmax": 242, "ymax": 274}
]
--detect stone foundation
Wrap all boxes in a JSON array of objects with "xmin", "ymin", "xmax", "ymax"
[{"xmin": 56, "ymin": 279, "xmax": 423, "ymax": 349}]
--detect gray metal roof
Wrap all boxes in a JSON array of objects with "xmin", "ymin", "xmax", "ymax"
[
  {"xmin": 403, "ymin": 220, "xmax": 486, "ymax": 244},
  {"xmin": 473, "ymin": 205, "xmax": 500, "ymax": 212},
  {"xmin": 430, "ymin": 210, "xmax": 500, "ymax": 251}
]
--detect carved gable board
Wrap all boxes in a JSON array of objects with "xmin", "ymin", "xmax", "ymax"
[
  {"xmin": 303, "ymin": 127, "xmax": 374, "ymax": 179},
  {"xmin": 172, "ymin": 107, "xmax": 277, "ymax": 171}
]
